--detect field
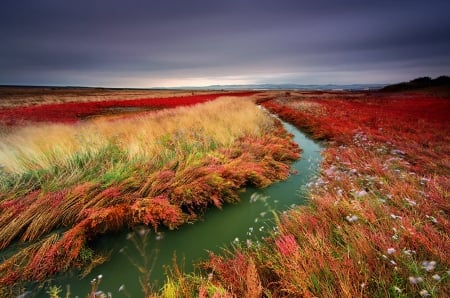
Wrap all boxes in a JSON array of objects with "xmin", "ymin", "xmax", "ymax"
[
  {"xmin": 0, "ymin": 89, "xmax": 300, "ymax": 295},
  {"xmin": 0, "ymin": 89, "xmax": 256, "ymax": 125},
  {"xmin": 0, "ymin": 87, "xmax": 449, "ymax": 297},
  {"xmin": 155, "ymin": 91, "xmax": 449, "ymax": 297},
  {"xmin": 0, "ymin": 87, "xmax": 228, "ymax": 108}
]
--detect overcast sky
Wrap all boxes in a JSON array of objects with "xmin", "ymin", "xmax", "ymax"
[{"xmin": 1, "ymin": 0, "xmax": 449, "ymax": 87}]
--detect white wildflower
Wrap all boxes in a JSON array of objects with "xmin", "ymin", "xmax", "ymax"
[
  {"xmin": 405, "ymin": 197, "xmax": 417, "ymax": 207},
  {"xmin": 137, "ymin": 226, "xmax": 149, "ymax": 237},
  {"xmin": 155, "ymin": 232, "xmax": 164, "ymax": 241},
  {"xmin": 422, "ymin": 260, "xmax": 437, "ymax": 272},
  {"xmin": 355, "ymin": 190, "xmax": 368, "ymax": 198},
  {"xmin": 391, "ymin": 149, "xmax": 405, "ymax": 156},
  {"xmin": 419, "ymin": 289, "xmax": 430, "ymax": 297},
  {"xmin": 408, "ymin": 276, "xmax": 424, "ymax": 284},
  {"xmin": 432, "ymin": 274, "xmax": 441, "ymax": 281},
  {"xmin": 390, "ymin": 214, "xmax": 402, "ymax": 220},
  {"xmin": 345, "ymin": 214, "xmax": 359, "ymax": 223},
  {"xmin": 387, "ymin": 248, "xmax": 396, "ymax": 255},
  {"xmin": 403, "ymin": 249, "xmax": 415, "ymax": 256}
]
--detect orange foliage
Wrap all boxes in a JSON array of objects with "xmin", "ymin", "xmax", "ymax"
[
  {"xmin": 205, "ymin": 251, "xmax": 249, "ymax": 296},
  {"xmin": 131, "ymin": 196, "xmax": 184, "ymax": 230},
  {"xmin": 0, "ymin": 115, "xmax": 300, "ymax": 285},
  {"xmin": 202, "ymin": 91, "xmax": 449, "ymax": 297}
]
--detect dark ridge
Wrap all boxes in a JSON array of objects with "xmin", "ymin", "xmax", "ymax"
[{"xmin": 380, "ymin": 75, "xmax": 450, "ymax": 93}]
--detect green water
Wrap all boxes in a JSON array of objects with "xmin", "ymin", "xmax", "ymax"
[{"xmin": 35, "ymin": 120, "xmax": 323, "ymax": 297}]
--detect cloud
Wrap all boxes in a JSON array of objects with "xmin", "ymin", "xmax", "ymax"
[{"xmin": 1, "ymin": 0, "xmax": 449, "ymax": 86}]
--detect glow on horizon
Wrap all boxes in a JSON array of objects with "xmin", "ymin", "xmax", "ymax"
[
  {"xmin": 146, "ymin": 76, "xmax": 255, "ymax": 88},
  {"xmin": 90, "ymin": 70, "xmax": 395, "ymax": 89},
  {"xmin": 1, "ymin": 1, "xmax": 449, "ymax": 88}
]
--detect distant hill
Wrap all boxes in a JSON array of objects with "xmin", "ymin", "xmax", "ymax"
[
  {"xmin": 164, "ymin": 83, "xmax": 386, "ymax": 91},
  {"xmin": 380, "ymin": 76, "xmax": 450, "ymax": 93},
  {"xmin": 0, "ymin": 83, "xmax": 385, "ymax": 91}
]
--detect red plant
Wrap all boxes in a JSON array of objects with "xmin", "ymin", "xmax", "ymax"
[
  {"xmin": 275, "ymin": 234, "xmax": 299, "ymax": 257},
  {"xmin": 0, "ymin": 91, "xmax": 258, "ymax": 125},
  {"xmin": 262, "ymin": 94, "xmax": 450, "ymax": 174},
  {"xmin": 201, "ymin": 91, "xmax": 450, "ymax": 297},
  {"xmin": 131, "ymin": 195, "xmax": 184, "ymax": 230},
  {"xmin": 205, "ymin": 251, "xmax": 249, "ymax": 295},
  {"xmin": 0, "ymin": 109, "xmax": 301, "ymax": 285}
]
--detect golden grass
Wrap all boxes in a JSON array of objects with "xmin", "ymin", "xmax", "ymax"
[
  {"xmin": 0, "ymin": 94, "xmax": 301, "ymax": 287},
  {"xmin": 0, "ymin": 87, "xmax": 223, "ymax": 108},
  {"xmin": 0, "ymin": 96, "xmax": 272, "ymax": 175},
  {"xmin": 166, "ymin": 92, "xmax": 449, "ymax": 298}
]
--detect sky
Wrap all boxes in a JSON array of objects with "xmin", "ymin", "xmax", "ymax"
[{"xmin": 1, "ymin": 0, "xmax": 450, "ymax": 88}]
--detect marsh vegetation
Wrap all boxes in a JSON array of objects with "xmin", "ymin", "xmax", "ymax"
[{"xmin": 0, "ymin": 88, "xmax": 448, "ymax": 297}]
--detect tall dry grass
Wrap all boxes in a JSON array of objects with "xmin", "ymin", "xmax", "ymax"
[
  {"xmin": 0, "ymin": 97, "xmax": 270, "ymax": 176},
  {"xmin": 0, "ymin": 87, "xmax": 220, "ymax": 108},
  {"xmin": 0, "ymin": 95, "xmax": 301, "ymax": 288},
  {"xmin": 165, "ymin": 92, "xmax": 449, "ymax": 298}
]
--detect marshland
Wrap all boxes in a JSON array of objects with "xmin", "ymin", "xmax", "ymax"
[
  {"xmin": 0, "ymin": 86, "xmax": 449, "ymax": 297},
  {"xmin": 2, "ymin": 0, "xmax": 450, "ymax": 296}
]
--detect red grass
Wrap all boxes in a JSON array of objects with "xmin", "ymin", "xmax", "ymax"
[
  {"xmin": 0, "ymin": 92, "xmax": 258, "ymax": 125},
  {"xmin": 0, "ymin": 119, "xmax": 299, "ymax": 285},
  {"xmin": 206, "ymin": 251, "xmax": 249, "ymax": 295},
  {"xmin": 262, "ymin": 94, "xmax": 450, "ymax": 174},
  {"xmin": 275, "ymin": 234, "xmax": 299, "ymax": 257},
  {"xmin": 131, "ymin": 195, "xmax": 184, "ymax": 230},
  {"xmin": 197, "ymin": 92, "xmax": 450, "ymax": 297}
]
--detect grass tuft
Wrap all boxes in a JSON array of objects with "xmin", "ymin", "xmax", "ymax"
[
  {"xmin": 162, "ymin": 91, "xmax": 449, "ymax": 297},
  {"xmin": 0, "ymin": 96, "xmax": 300, "ymax": 289}
]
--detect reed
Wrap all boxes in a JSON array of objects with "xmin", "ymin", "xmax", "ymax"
[
  {"xmin": 0, "ymin": 96, "xmax": 300, "ymax": 287},
  {"xmin": 0, "ymin": 97, "xmax": 267, "ymax": 175},
  {"xmin": 173, "ymin": 92, "xmax": 449, "ymax": 297},
  {"xmin": 0, "ymin": 87, "xmax": 242, "ymax": 108}
]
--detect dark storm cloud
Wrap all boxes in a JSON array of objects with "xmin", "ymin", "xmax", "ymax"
[{"xmin": 1, "ymin": 0, "xmax": 449, "ymax": 86}]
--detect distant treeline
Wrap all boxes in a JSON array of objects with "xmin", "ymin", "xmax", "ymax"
[{"xmin": 380, "ymin": 75, "xmax": 450, "ymax": 92}]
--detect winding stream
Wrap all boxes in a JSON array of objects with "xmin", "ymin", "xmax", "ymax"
[{"xmin": 36, "ymin": 119, "xmax": 323, "ymax": 297}]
